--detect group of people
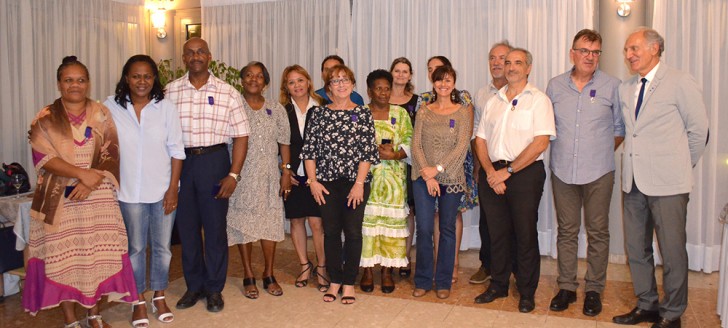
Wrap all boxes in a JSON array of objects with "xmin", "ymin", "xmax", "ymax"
[{"xmin": 22, "ymin": 26, "xmax": 707, "ymax": 328}]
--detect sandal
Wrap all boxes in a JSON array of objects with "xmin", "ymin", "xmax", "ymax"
[
  {"xmin": 295, "ymin": 261, "xmax": 313, "ymax": 288},
  {"xmin": 243, "ymin": 277, "xmax": 259, "ymax": 299},
  {"xmin": 85, "ymin": 314, "xmax": 108, "ymax": 328},
  {"xmin": 315, "ymin": 265, "xmax": 331, "ymax": 292},
  {"xmin": 64, "ymin": 321, "xmax": 82, "ymax": 328},
  {"xmin": 151, "ymin": 296, "xmax": 174, "ymax": 323},
  {"xmin": 131, "ymin": 301, "xmax": 150, "ymax": 328},
  {"xmin": 262, "ymin": 276, "xmax": 283, "ymax": 296},
  {"xmin": 323, "ymin": 283, "xmax": 340, "ymax": 303},
  {"xmin": 341, "ymin": 285, "xmax": 356, "ymax": 305},
  {"xmin": 341, "ymin": 296, "xmax": 356, "ymax": 305}
]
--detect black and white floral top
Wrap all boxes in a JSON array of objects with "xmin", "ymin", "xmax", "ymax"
[{"xmin": 301, "ymin": 105, "xmax": 380, "ymax": 182}]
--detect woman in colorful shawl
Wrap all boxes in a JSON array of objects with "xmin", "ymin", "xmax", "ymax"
[
  {"xmin": 359, "ymin": 70, "xmax": 412, "ymax": 294},
  {"xmin": 25, "ymin": 56, "xmax": 138, "ymax": 328}
]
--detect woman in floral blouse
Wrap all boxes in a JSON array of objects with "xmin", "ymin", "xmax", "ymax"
[{"xmin": 301, "ymin": 64, "xmax": 379, "ymax": 305}]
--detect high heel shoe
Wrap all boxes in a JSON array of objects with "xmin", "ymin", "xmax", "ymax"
[
  {"xmin": 399, "ymin": 263, "xmax": 411, "ymax": 278},
  {"xmin": 131, "ymin": 301, "xmax": 149, "ymax": 327},
  {"xmin": 243, "ymin": 277, "xmax": 258, "ymax": 299},
  {"xmin": 381, "ymin": 267, "xmax": 395, "ymax": 294},
  {"xmin": 359, "ymin": 267, "xmax": 374, "ymax": 293},
  {"xmin": 63, "ymin": 321, "xmax": 82, "ymax": 328},
  {"xmin": 315, "ymin": 265, "xmax": 331, "ymax": 292},
  {"xmin": 295, "ymin": 261, "xmax": 313, "ymax": 288},
  {"xmin": 262, "ymin": 276, "xmax": 283, "ymax": 296},
  {"xmin": 85, "ymin": 313, "xmax": 107, "ymax": 328},
  {"xmin": 151, "ymin": 296, "xmax": 174, "ymax": 323}
]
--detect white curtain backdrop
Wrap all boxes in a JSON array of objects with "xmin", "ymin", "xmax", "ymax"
[
  {"xmin": 201, "ymin": 0, "xmax": 352, "ymax": 99},
  {"xmin": 0, "ymin": 0, "xmax": 146, "ymax": 173},
  {"xmin": 351, "ymin": 0, "xmax": 596, "ymax": 262},
  {"xmin": 652, "ymin": 0, "xmax": 727, "ymax": 274}
]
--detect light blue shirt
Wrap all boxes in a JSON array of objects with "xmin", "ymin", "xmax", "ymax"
[
  {"xmin": 104, "ymin": 96, "xmax": 186, "ymax": 203},
  {"xmin": 315, "ymin": 87, "xmax": 365, "ymax": 106},
  {"xmin": 546, "ymin": 69, "xmax": 624, "ymax": 185}
]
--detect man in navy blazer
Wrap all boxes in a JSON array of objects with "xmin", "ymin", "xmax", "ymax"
[{"xmin": 612, "ymin": 28, "xmax": 709, "ymax": 328}]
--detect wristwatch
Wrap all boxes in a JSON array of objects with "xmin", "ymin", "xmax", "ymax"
[
  {"xmin": 436, "ymin": 164, "xmax": 444, "ymax": 173},
  {"xmin": 280, "ymin": 163, "xmax": 291, "ymax": 170},
  {"xmin": 506, "ymin": 164, "xmax": 514, "ymax": 174},
  {"xmin": 228, "ymin": 172, "xmax": 242, "ymax": 182},
  {"xmin": 306, "ymin": 177, "xmax": 317, "ymax": 186}
]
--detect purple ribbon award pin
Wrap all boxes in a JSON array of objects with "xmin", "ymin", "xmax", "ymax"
[
  {"xmin": 351, "ymin": 114, "xmax": 358, "ymax": 122},
  {"xmin": 266, "ymin": 108, "xmax": 272, "ymax": 116},
  {"xmin": 511, "ymin": 99, "xmax": 518, "ymax": 111},
  {"xmin": 391, "ymin": 117, "xmax": 396, "ymax": 125},
  {"xmin": 590, "ymin": 89, "xmax": 596, "ymax": 103},
  {"xmin": 84, "ymin": 127, "xmax": 93, "ymax": 139},
  {"xmin": 449, "ymin": 119, "xmax": 455, "ymax": 133},
  {"xmin": 208, "ymin": 96, "xmax": 214, "ymax": 105}
]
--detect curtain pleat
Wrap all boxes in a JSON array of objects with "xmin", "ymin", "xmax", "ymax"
[{"xmin": 0, "ymin": 0, "xmax": 146, "ymax": 175}]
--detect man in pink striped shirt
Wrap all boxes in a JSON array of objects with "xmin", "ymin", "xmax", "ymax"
[{"xmin": 165, "ymin": 37, "xmax": 249, "ymax": 313}]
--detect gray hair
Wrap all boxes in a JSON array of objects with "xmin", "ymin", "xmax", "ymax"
[
  {"xmin": 633, "ymin": 27, "xmax": 665, "ymax": 57},
  {"xmin": 508, "ymin": 48, "xmax": 533, "ymax": 65},
  {"xmin": 490, "ymin": 40, "xmax": 514, "ymax": 53}
]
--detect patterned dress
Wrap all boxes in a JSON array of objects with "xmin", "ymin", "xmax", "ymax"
[
  {"xmin": 227, "ymin": 98, "xmax": 290, "ymax": 244},
  {"xmin": 24, "ymin": 116, "xmax": 137, "ymax": 314},
  {"xmin": 418, "ymin": 90, "xmax": 479, "ymax": 212},
  {"xmin": 361, "ymin": 105, "xmax": 413, "ymax": 267}
]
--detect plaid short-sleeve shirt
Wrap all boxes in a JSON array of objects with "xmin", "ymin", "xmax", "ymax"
[{"xmin": 165, "ymin": 72, "xmax": 249, "ymax": 147}]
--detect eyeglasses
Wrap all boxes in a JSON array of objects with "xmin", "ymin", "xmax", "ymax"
[
  {"xmin": 573, "ymin": 48, "xmax": 602, "ymax": 57},
  {"xmin": 329, "ymin": 78, "xmax": 351, "ymax": 86}
]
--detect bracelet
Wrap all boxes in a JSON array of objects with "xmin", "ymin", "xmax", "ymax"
[{"xmin": 355, "ymin": 181, "xmax": 364, "ymax": 185}]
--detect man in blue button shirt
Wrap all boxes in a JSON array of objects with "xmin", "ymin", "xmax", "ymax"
[
  {"xmin": 545, "ymin": 29, "xmax": 624, "ymax": 317},
  {"xmin": 315, "ymin": 55, "xmax": 365, "ymax": 106}
]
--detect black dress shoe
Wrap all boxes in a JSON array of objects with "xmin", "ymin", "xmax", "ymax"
[
  {"xmin": 582, "ymin": 291, "xmax": 602, "ymax": 316},
  {"xmin": 175, "ymin": 290, "xmax": 206, "ymax": 309},
  {"xmin": 206, "ymin": 292, "xmax": 224, "ymax": 312},
  {"xmin": 651, "ymin": 317, "xmax": 681, "ymax": 328},
  {"xmin": 613, "ymin": 307, "xmax": 660, "ymax": 325},
  {"xmin": 474, "ymin": 288, "xmax": 508, "ymax": 304},
  {"xmin": 519, "ymin": 296, "xmax": 535, "ymax": 313},
  {"xmin": 549, "ymin": 289, "xmax": 576, "ymax": 312}
]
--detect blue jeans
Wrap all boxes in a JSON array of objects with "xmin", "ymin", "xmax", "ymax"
[
  {"xmin": 120, "ymin": 200, "xmax": 176, "ymax": 294},
  {"xmin": 412, "ymin": 178, "xmax": 462, "ymax": 290}
]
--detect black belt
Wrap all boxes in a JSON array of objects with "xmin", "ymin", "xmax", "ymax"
[
  {"xmin": 185, "ymin": 143, "xmax": 226, "ymax": 156},
  {"xmin": 492, "ymin": 160, "xmax": 513, "ymax": 167}
]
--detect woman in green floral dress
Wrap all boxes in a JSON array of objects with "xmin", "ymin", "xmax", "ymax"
[{"xmin": 359, "ymin": 70, "xmax": 413, "ymax": 293}]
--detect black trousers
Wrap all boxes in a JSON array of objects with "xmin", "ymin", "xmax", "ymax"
[
  {"xmin": 319, "ymin": 179, "xmax": 370, "ymax": 286},
  {"xmin": 478, "ymin": 170, "xmax": 519, "ymax": 274},
  {"xmin": 176, "ymin": 147, "xmax": 230, "ymax": 293},
  {"xmin": 483, "ymin": 160, "xmax": 545, "ymax": 297}
]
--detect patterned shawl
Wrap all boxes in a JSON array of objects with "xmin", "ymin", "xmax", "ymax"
[{"xmin": 29, "ymin": 98, "xmax": 120, "ymax": 225}]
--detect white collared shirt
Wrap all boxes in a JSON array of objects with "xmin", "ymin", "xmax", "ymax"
[
  {"xmin": 476, "ymin": 83, "xmax": 556, "ymax": 162},
  {"xmin": 291, "ymin": 96, "xmax": 319, "ymax": 175},
  {"xmin": 104, "ymin": 96, "xmax": 186, "ymax": 203},
  {"xmin": 634, "ymin": 62, "xmax": 660, "ymax": 106}
]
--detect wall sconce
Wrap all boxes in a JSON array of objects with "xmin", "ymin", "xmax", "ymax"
[
  {"xmin": 616, "ymin": 0, "xmax": 634, "ymax": 17},
  {"xmin": 151, "ymin": 9, "xmax": 167, "ymax": 39}
]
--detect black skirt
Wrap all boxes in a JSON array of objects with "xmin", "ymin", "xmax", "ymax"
[{"xmin": 284, "ymin": 183, "xmax": 321, "ymax": 219}]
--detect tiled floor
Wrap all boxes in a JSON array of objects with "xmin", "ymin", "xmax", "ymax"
[{"xmin": 1, "ymin": 236, "xmax": 722, "ymax": 327}]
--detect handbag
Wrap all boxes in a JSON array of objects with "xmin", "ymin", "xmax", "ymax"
[{"xmin": 0, "ymin": 162, "xmax": 31, "ymax": 196}]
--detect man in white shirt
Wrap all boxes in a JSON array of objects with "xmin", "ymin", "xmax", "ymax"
[{"xmin": 472, "ymin": 48, "xmax": 555, "ymax": 313}]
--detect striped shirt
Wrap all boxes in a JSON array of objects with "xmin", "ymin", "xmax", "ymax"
[{"xmin": 165, "ymin": 72, "xmax": 249, "ymax": 147}]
